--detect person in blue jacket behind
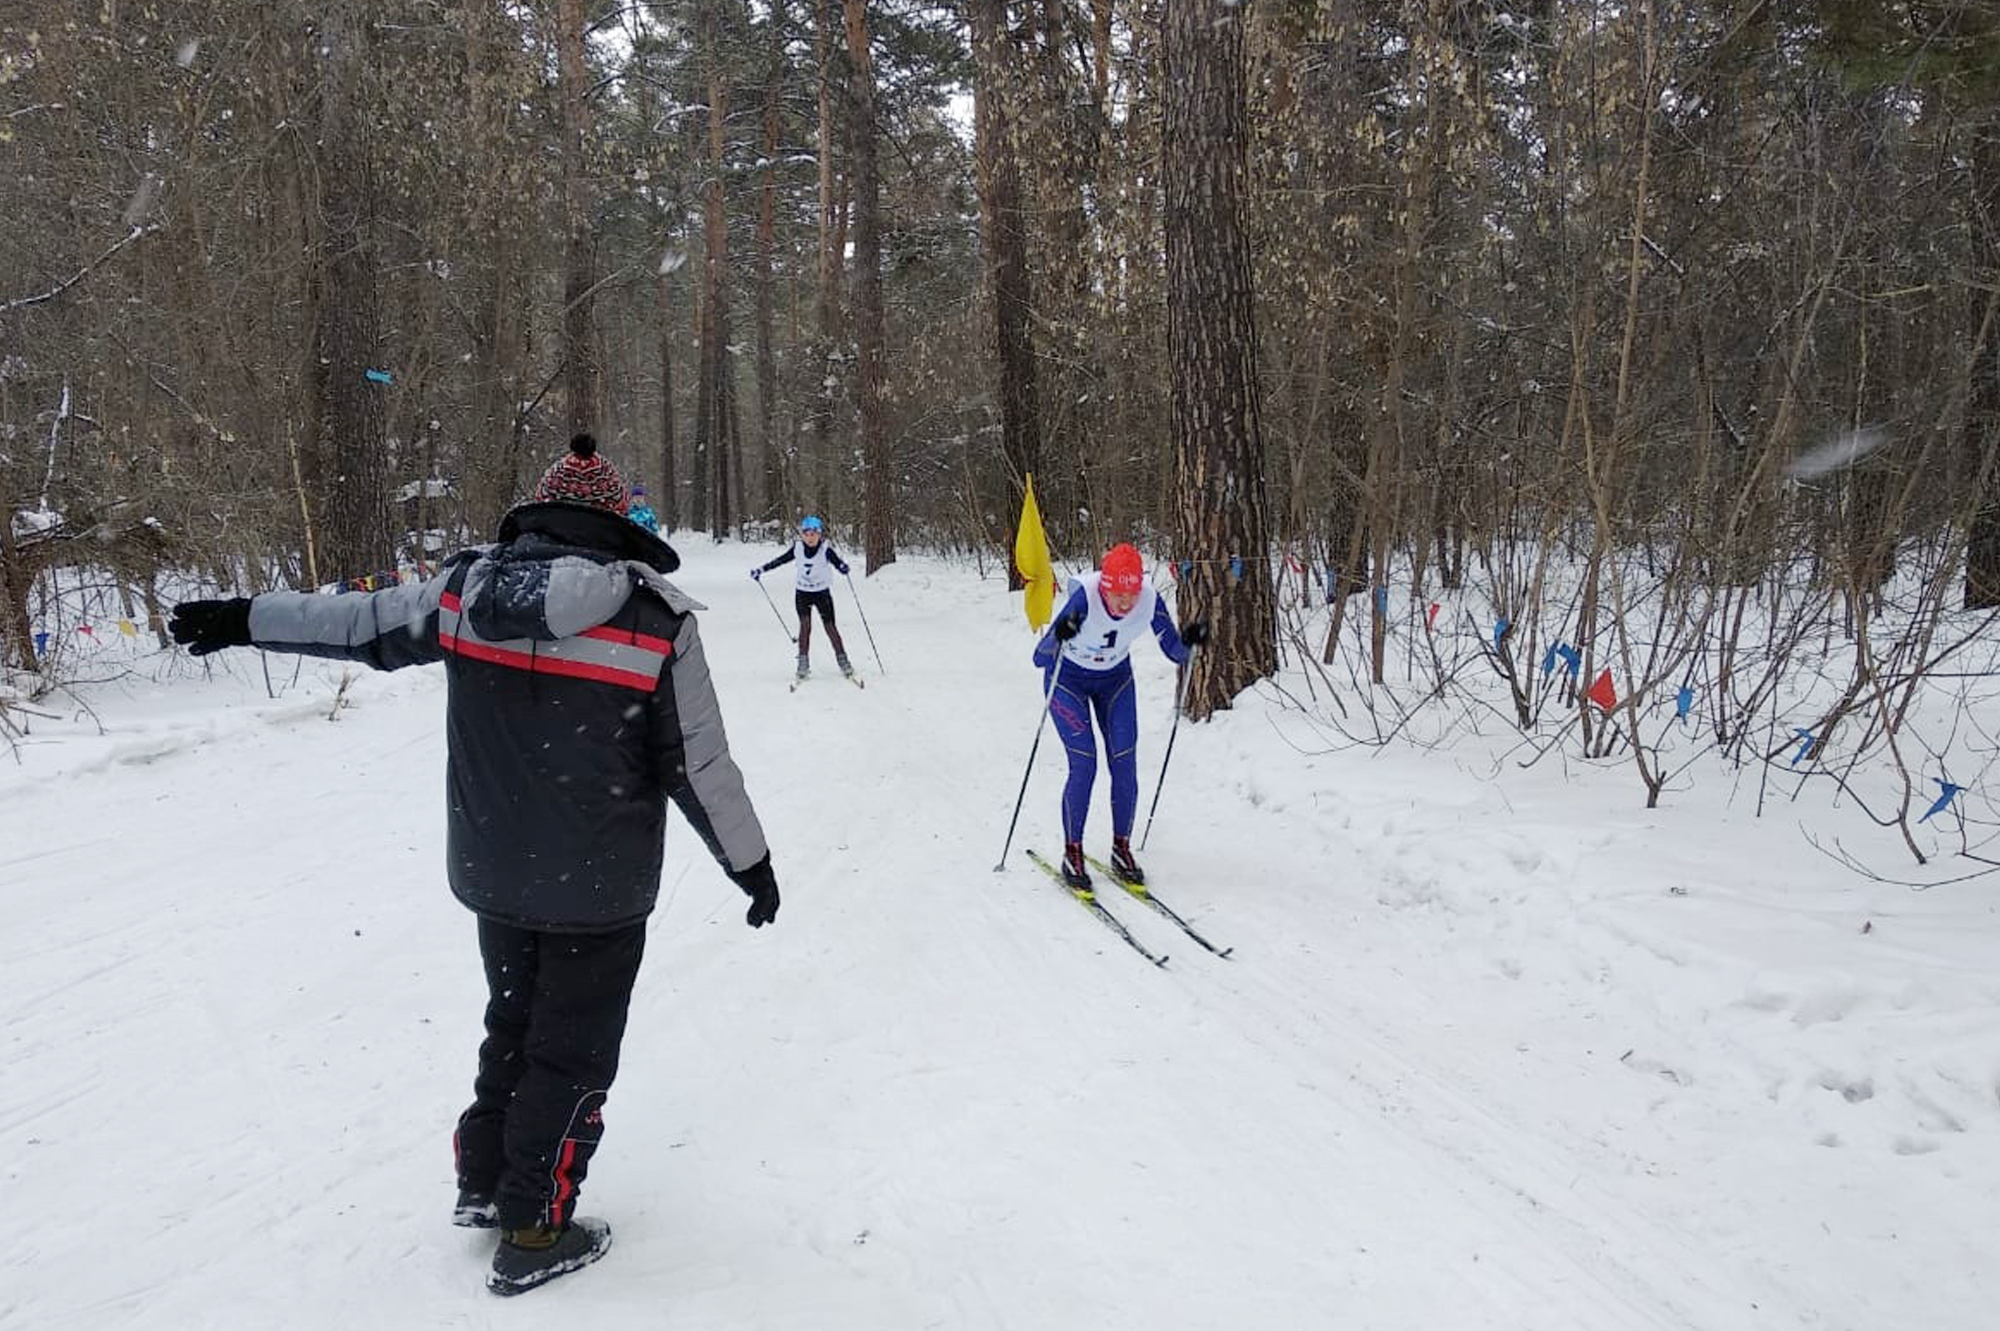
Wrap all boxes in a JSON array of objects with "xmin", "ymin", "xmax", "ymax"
[
  {"xmin": 1032, "ymin": 542, "xmax": 1207, "ymax": 892},
  {"xmin": 626, "ymin": 484, "xmax": 659, "ymax": 534}
]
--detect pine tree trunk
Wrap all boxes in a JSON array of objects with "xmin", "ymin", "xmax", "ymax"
[
  {"xmin": 0, "ymin": 517, "xmax": 35, "ymax": 672},
  {"xmin": 1966, "ymin": 123, "xmax": 2000, "ymax": 607},
  {"xmin": 658, "ymin": 268, "xmax": 679, "ymax": 531},
  {"xmin": 694, "ymin": 0, "xmax": 733, "ymax": 535},
  {"xmin": 844, "ymin": 0, "xmax": 894, "ymax": 570},
  {"xmin": 812, "ymin": 0, "xmax": 845, "ymax": 516},
  {"xmin": 971, "ymin": 0, "xmax": 1040, "ymax": 587},
  {"xmin": 557, "ymin": 0, "xmax": 600, "ymax": 437},
  {"xmin": 1163, "ymin": 0, "xmax": 1274, "ymax": 717},
  {"xmin": 755, "ymin": 0, "xmax": 786, "ymax": 520},
  {"xmin": 310, "ymin": 0, "xmax": 390, "ymax": 580}
]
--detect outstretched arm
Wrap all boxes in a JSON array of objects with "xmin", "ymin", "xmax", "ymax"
[{"xmin": 172, "ymin": 562, "xmax": 464, "ymax": 671}]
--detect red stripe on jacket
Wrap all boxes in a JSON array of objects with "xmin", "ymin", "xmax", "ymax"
[
  {"xmin": 439, "ymin": 631, "xmax": 665, "ymax": 692},
  {"xmin": 440, "ymin": 590, "xmax": 675, "ymax": 656}
]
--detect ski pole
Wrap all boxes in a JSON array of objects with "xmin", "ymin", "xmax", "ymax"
[
  {"xmin": 753, "ymin": 574, "xmax": 796, "ymax": 642},
  {"xmin": 994, "ymin": 659, "xmax": 1065, "ymax": 871},
  {"xmin": 1138, "ymin": 648, "xmax": 1197, "ymax": 852},
  {"xmin": 844, "ymin": 571, "xmax": 885, "ymax": 672}
]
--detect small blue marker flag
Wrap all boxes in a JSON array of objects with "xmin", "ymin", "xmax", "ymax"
[
  {"xmin": 1374, "ymin": 586, "xmax": 1389, "ymax": 617},
  {"xmin": 1921, "ymin": 779, "xmax": 1963, "ymax": 823},
  {"xmin": 1229, "ymin": 555, "xmax": 1243, "ymax": 583},
  {"xmin": 1676, "ymin": 685, "xmax": 1694, "ymax": 720},
  {"xmin": 33, "ymin": 630, "xmax": 49, "ymax": 656},
  {"xmin": 1493, "ymin": 616, "xmax": 1510, "ymax": 648},
  {"xmin": 1555, "ymin": 644, "xmax": 1581, "ymax": 679},
  {"xmin": 1541, "ymin": 643, "xmax": 1559, "ymax": 677},
  {"xmin": 364, "ymin": 368, "xmax": 394, "ymax": 385},
  {"xmin": 1791, "ymin": 728, "xmax": 1817, "ymax": 766}
]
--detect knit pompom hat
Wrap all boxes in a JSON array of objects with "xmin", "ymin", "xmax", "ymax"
[{"xmin": 532, "ymin": 433, "xmax": 628, "ymax": 512}]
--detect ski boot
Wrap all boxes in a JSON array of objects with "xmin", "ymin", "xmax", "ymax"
[
  {"xmin": 488, "ymin": 1216, "xmax": 613, "ymax": 1296},
  {"xmin": 453, "ymin": 1187, "xmax": 499, "ymax": 1229},
  {"xmin": 795, "ymin": 655, "xmax": 810, "ymax": 682},
  {"xmin": 837, "ymin": 652, "xmax": 855, "ymax": 679},
  {"xmin": 1060, "ymin": 841, "xmax": 1094, "ymax": 898},
  {"xmin": 1109, "ymin": 837, "xmax": 1146, "ymax": 887}
]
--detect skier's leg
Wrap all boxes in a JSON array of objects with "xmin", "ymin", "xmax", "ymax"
[
  {"xmin": 1048, "ymin": 671, "xmax": 1098, "ymax": 844},
  {"xmin": 456, "ymin": 918, "xmax": 537, "ymax": 1205},
  {"xmin": 794, "ymin": 591, "xmax": 813, "ymax": 673},
  {"xmin": 817, "ymin": 592, "xmax": 850, "ymax": 664},
  {"xmin": 1100, "ymin": 671, "xmax": 1140, "ymax": 838},
  {"xmin": 493, "ymin": 922, "xmax": 647, "ymax": 1231}
]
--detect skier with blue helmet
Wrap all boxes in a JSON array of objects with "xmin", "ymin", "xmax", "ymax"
[{"xmin": 753, "ymin": 515, "xmax": 854, "ymax": 680}]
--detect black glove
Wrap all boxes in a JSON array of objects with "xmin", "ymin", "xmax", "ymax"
[
  {"xmin": 169, "ymin": 598, "xmax": 253, "ymax": 656},
  {"xmin": 750, "ymin": 566, "xmax": 763, "ymax": 581},
  {"xmin": 1052, "ymin": 610, "xmax": 1084, "ymax": 642},
  {"xmin": 731, "ymin": 854, "xmax": 781, "ymax": 928},
  {"xmin": 1181, "ymin": 618, "xmax": 1211, "ymax": 649}
]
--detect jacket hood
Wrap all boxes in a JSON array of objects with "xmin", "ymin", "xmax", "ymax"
[
  {"xmin": 497, "ymin": 500, "xmax": 681, "ymax": 573},
  {"xmin": 463, "ymin": 502, "xmax": 697, "ymax": 643}
]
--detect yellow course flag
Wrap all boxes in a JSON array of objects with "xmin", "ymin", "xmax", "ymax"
[{"xmin": 1015, "ymin": 474, "xmax": 1056, "ymax": 630}]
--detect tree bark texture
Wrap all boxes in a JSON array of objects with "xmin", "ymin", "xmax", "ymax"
[
  {"xmin": 1163, "ymin": 0, "xmax": 1275, "ymax": 716},
  {"xmin": 309, "ymin": 0, "xmax": 391, "ymax": 579},
  {"xmin": 557, "ymin": 0, "xmax": 601, "ymax": 439},
  {"xmin": 971, "ymin": 0, "xmax": 1041, "ymax": 587},
  {"xmin": 845, "ymin": 0, "xmax": 894, "ymax": 570}
]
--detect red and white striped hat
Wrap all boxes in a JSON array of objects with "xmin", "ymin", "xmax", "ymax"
[{"xmin": 533, "ymin": 433, "xmax": 628, "ymax": 512}]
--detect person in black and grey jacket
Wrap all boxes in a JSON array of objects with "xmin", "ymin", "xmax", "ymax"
[{"xmin": 168, "ymin": 433, "xmax": 779, "ymax": 1298}]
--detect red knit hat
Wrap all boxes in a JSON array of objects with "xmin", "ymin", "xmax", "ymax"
[
  {"xmin": 533, "ymin": 433, "xmax": 628, "ymax": 512},
  {"xmin": 1101, "ymin": 543, "xmax": 1144, "ymax": 596}
]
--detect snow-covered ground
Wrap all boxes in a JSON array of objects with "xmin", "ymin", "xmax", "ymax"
[{"xmin": 4, "ymin": 537, "xmax": 1995, "ymax": 1330}]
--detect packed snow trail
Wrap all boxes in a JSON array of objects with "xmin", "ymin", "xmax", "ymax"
[{"xmin": 5, "ymin": 539, "xmax": 1997, "ymax": 1329}]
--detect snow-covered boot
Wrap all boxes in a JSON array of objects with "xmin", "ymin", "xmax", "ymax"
[
  {"xmin": 1110, "ymin": 837, "xmax": 1145, "ymax": 887},
  {"xmin": 1060, "ymin": 841, "xmax": 1093, "ymax": 895},
  {"xmin": 795, "ymin": 655, "xmax": 810, "ymax": 681},
  {"xmin": 453, "ymin": 1188, "xmax": 499, "ymax": 1229},
  {"xmin": 487, "ymin": 1216, "xmax": 613, "ymax": 1297},
  {"xmin": 837, "ymin": 652, "xmax": 854, "ymax": 678}
]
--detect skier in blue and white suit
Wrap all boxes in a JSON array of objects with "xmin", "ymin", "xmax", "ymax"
[
  {"xmin": 1032, "ymin": 542, "xmax": 1208, "ymax": 892},
  {"xmin": 753, "ymin": 515, "xmax": 854, "ymax": 680}
]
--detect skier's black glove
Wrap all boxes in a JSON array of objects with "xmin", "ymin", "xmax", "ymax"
[
  {"xmin": 750, "ymin": 566, "xmax": 763, "ymax": 581},
  {"xmin": 169, "ymin": 598, "xmax": 253, "ymax": 656},
  {"xmin": 1181, "ymin": 618, "xmax": 1211, "ymax": 649},
  {"xmin": 731, "ymin": 854, "xmax": 781, "ymax": 928},
  {"xmin": 1052, "ymin": 610, "xmax": 1084, "ymax": 642}
]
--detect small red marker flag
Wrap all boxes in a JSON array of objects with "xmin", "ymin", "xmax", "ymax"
[{"xmin": 1586, "ymin": 668, "xmax": 1617, "ymax": 711}]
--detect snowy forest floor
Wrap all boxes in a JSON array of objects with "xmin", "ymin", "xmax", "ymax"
[{"xmin": 4, "ymin": 538, "xmax": 1996, "ymax": 1330}]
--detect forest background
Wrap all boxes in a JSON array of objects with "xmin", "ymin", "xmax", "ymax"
[{"xmin": 6, "ymin": 2, "xmax": 2000, "ymax": 856}]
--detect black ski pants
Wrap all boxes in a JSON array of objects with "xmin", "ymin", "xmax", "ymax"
[
  {"xmin": 794, "ymin": 588, "xmax": 847, "ymax": 661},
  {"xmin": 453, "ymin": 916, "xmax": 646, "ymax": 1230}
]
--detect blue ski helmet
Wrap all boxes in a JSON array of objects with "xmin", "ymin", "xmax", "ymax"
[{"xmin": 800, "ymin": 515, "xmax": 824, "ymax": 533}]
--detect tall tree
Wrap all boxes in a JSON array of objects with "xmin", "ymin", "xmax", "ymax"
[
  {"xmin": 308, "ymin": 0, "xmax": 392, "ymax": 580},
  {"xmin": 970, "ymin": 0, "xmax": 1041, "ymax": 583},
  {"xmin": 844, "ymin": 0, "xmax": 894, "ymax": 568},
  {"xmin": 1163, "ymin": 0, "xmax": 1274, "ymax": 716},
  {"xmin": 755, "ymin": 0, "xmax": 789, "ymax": 519},
  {"xmin": 557, "ymin": 0, "xmax": 603, "ymax": 438}
]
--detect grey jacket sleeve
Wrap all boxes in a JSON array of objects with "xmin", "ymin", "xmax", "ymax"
[
  {"xmin": 659, "ymin": 613, "xmax": 770, "ymax": 874},
  {"xmin": 247, "ymin": 571, "xmax": 453, "ymax": 671}
]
